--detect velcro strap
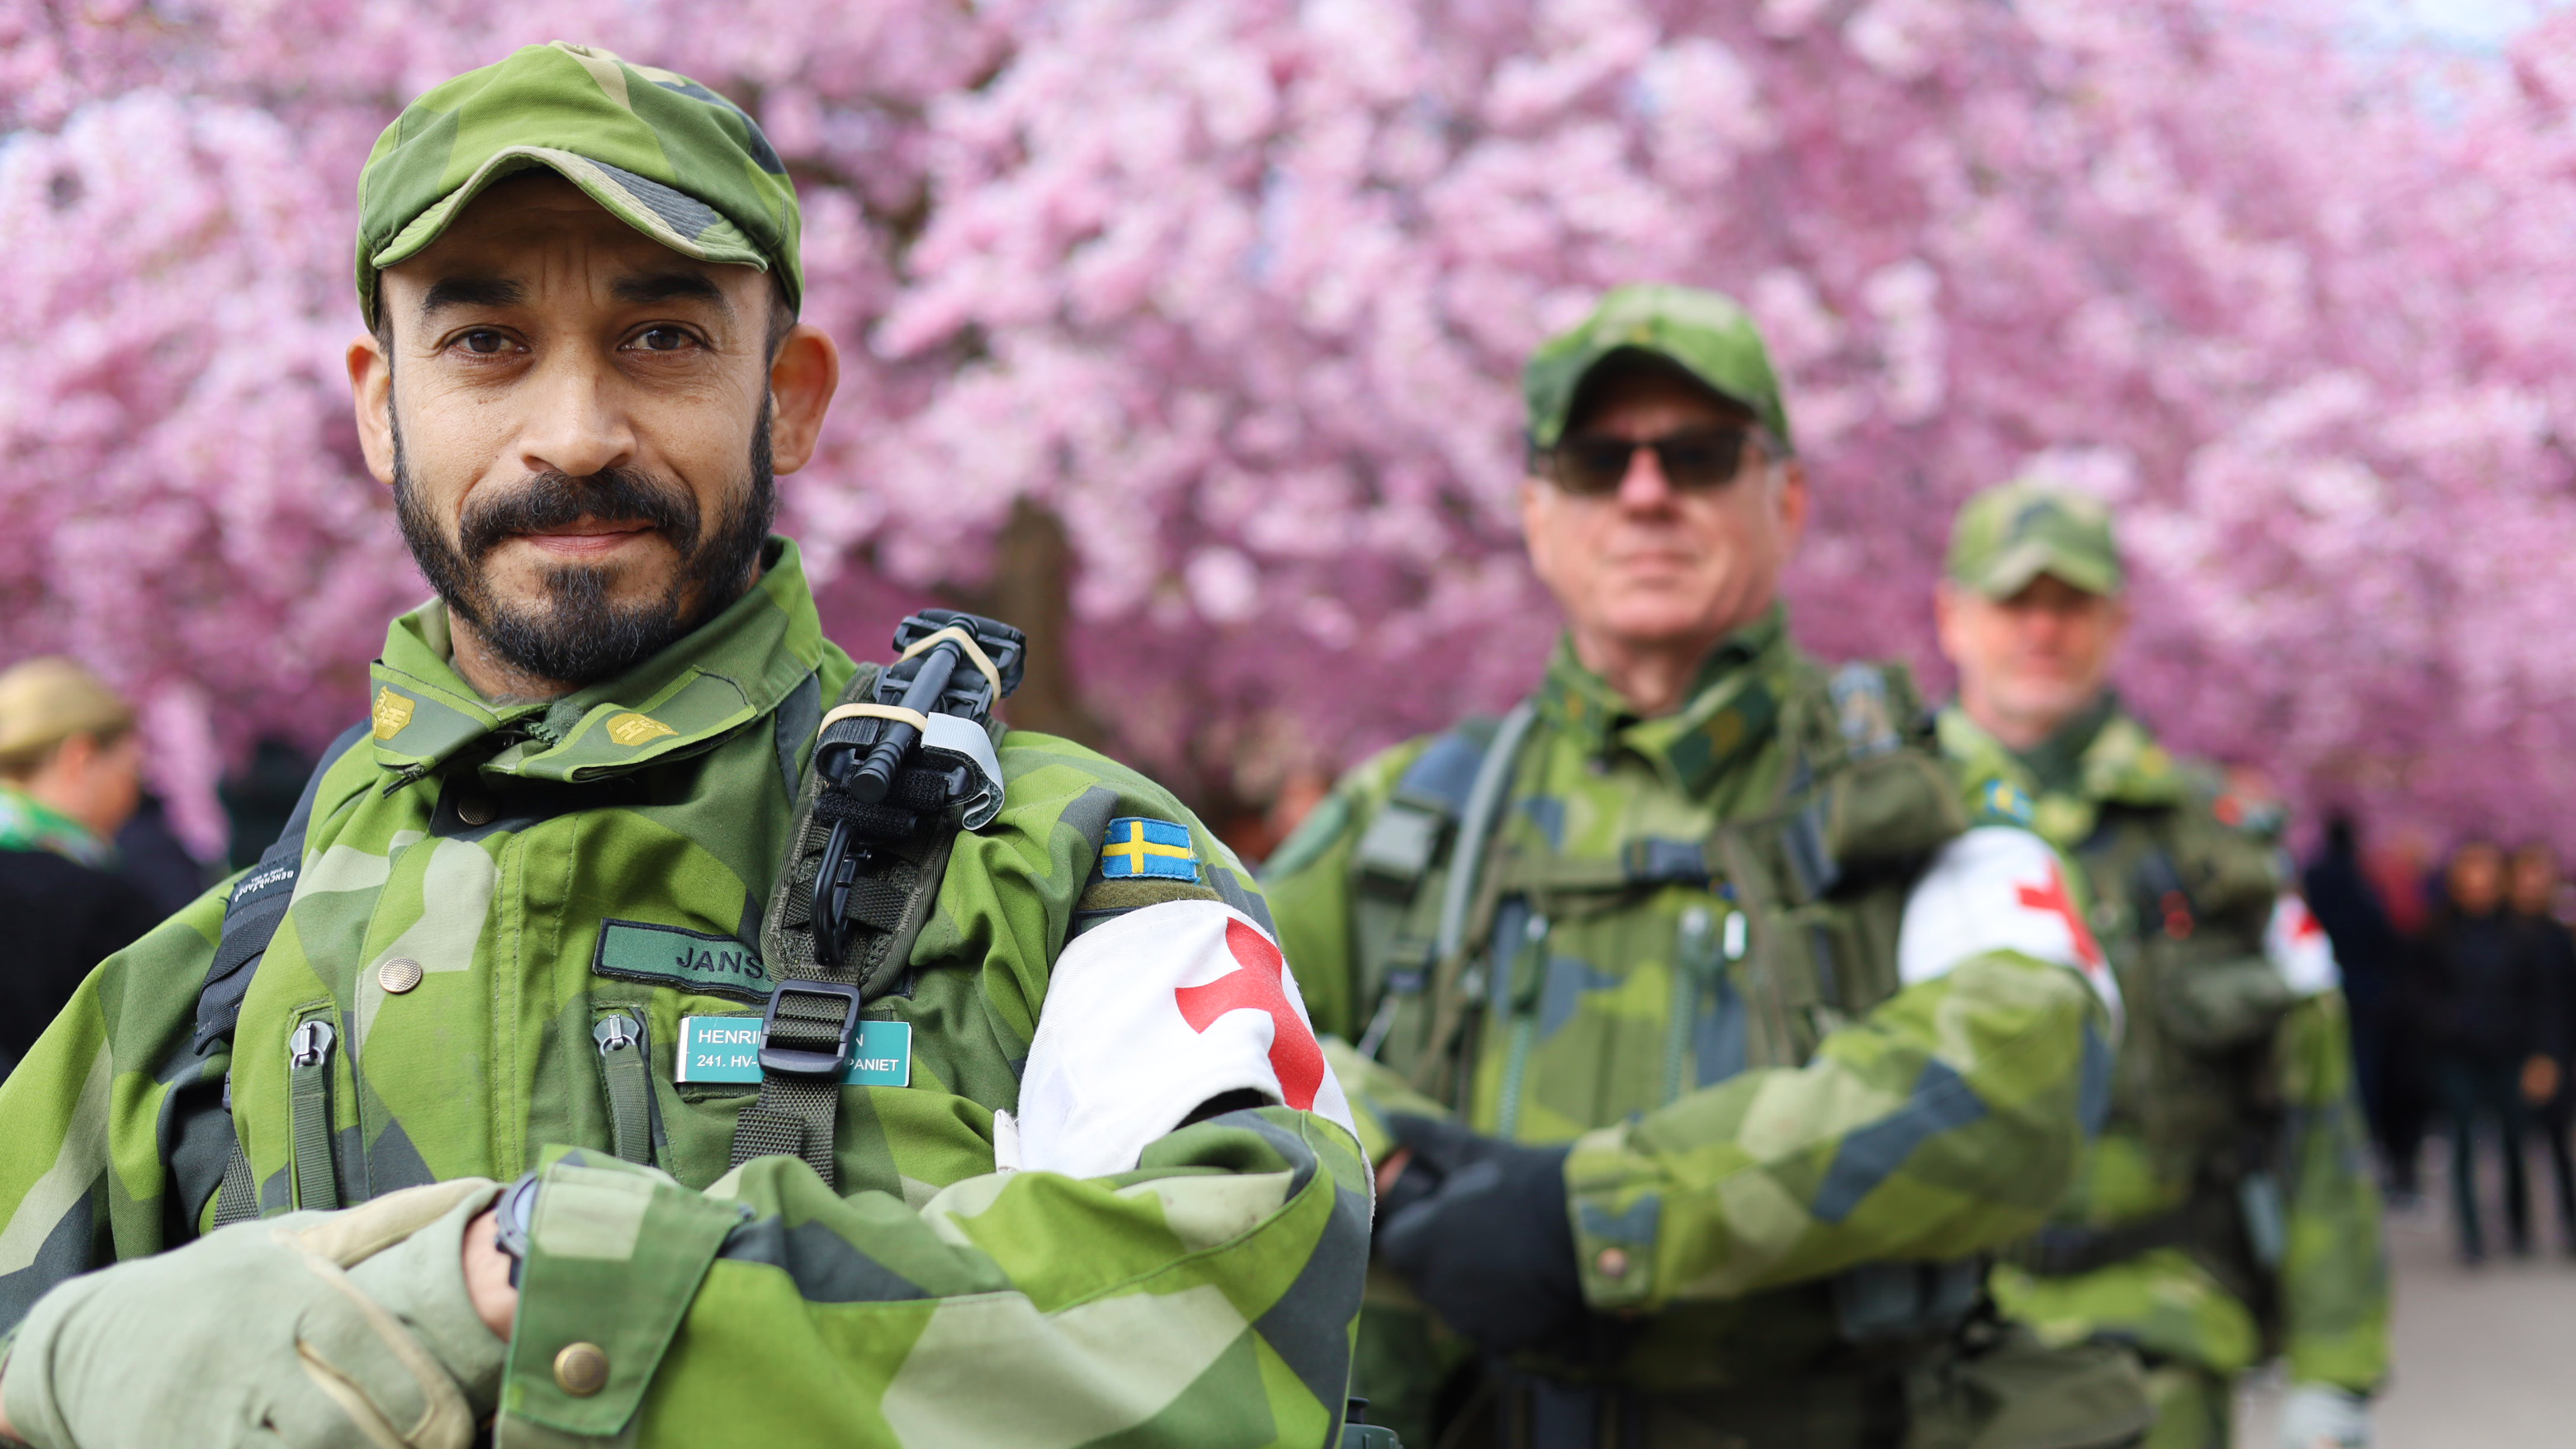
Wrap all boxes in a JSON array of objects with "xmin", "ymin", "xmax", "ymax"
[{"xmin": 814, "ymin": 792, "xmax": 921, "ymax": 836}]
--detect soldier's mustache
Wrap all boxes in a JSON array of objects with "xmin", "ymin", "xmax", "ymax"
[{"xmin": 455, "ymin": 470, "xmax": 701, "ymax": 564}]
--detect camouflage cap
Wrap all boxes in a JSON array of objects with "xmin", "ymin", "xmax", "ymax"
[
  {"xmin": 1945, "ymin": 481, "xmax": 2124, "ymax": 598},
  {"xmin": 355, "ymin": 42, "xmax": 800, "ymax": 324},
  {"xmin": 1522, "ymin": 284, "xmax": 1792, "ymax": 452}
]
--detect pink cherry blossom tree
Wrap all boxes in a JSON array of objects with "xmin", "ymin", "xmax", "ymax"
[{"xmin": 2, "ymin": 0, "xmax": 2569, "ymax": 856}]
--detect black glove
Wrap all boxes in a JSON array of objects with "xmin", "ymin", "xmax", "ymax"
[{"xmin": 1374, "ymin": 1115, "xmax": 1584, "ymax": 1356}]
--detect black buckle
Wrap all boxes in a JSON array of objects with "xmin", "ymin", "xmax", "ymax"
[{"xmin": 758, "ymin": 980, "xmax": 862, "ymax": 1080}]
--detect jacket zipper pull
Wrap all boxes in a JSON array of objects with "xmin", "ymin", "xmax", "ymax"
[
  {"xmin": 287, "ymin": 1019, "xmax": 341, "ymax": 1211},
  {"xmin": 594, "ymin": 1012, "xmax": 655, "ymax": 1166}
]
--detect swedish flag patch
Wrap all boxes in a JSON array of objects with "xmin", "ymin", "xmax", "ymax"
[
  {"xmin": 1977, "ymin": 779, "xmax": 2036, "ymax": 826},
  {"xmin": 1099, "ymin": 817, "xmax": 1200, "ymax": 882}
]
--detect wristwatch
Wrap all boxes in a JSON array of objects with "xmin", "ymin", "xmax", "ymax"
[{"xmin": 491, "ymin": 1171, "xmax": 542, "ymax": 1288}]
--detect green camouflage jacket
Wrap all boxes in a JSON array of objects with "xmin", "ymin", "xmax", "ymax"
[
  {"xmin": 0, "ymin": 540, "xmax": 1368, "ymax": 1447},
  {"xmin": 1937, "ymin": 705, "xmax": 2389, "ymax": 1393},
  {"xmin": 1267, "ymin": 611, "xmax": 2127, "ymax": 1445}
]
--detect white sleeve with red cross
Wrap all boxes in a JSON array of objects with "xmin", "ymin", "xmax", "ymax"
[
  {"xmin": 2264, "ymin": 893, "xmax": 2341, "ymax": 997},
  {"xmin": 1009, "ymin": 898, "xmax": 1359, "ymax": 1178},
  {"xmin": 1896, "ymin": 826, "xmax": 2124, "ymax": 1029}
]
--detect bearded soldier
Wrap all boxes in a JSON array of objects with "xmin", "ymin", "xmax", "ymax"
[
  {"xmin": 0, "ymin": 45, "xmax": 1366, "ymax": 1448},
  {"xmin": 1931, "ymin": 481, "xmax": 2389, "ymax": 1449},
  {"xmin": 1264, "ymin": 286, "xmax": 2147, "ymax": 1449}
]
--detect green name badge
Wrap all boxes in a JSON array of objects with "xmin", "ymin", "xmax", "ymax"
[
  {"xmin": 593, "ymin": 919, "xmax": 773, "ymax": 1002},
  {"xmin": 675, "ymin": 1016, "xmax": 912, "ymax": 1087}
]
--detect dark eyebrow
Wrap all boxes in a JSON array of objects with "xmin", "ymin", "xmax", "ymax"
[
  {"xmin": 419, "ymin": 275, "xmax": 525, "ymax": 315},
  {"xmin": 613, "ymin": 271, "xmax": 730, "ymax": 310}
]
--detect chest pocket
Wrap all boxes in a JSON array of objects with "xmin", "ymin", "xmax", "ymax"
[{"xmin": 2082, "ymin": 810, "xmax": 2291, "ymax": 1169}]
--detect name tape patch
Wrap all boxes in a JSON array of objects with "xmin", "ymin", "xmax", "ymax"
[
  {"xmin": 676, "ymin": 1016, "xmax": 912, "ymax": 1087},
  {"xmin": 593, "ymin": 920, "xmax": 772, "ymax": 1002}
]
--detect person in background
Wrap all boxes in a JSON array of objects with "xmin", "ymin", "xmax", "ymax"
[
  {"xmin": 2304, "ymin": 814, "xmax": 2399, "ymax": 1200},
  {"xmin": 1265, "ymin": 286, "xmax": 2141, "ymax": 1449},
  {"xmin": 0, "ymin": 658, "xmax": 159, "ymax": 1069},
  {"xmin": 1932, "ymin": 481, "xmax": 2388, "ymax": 1449},
  {"xmin": 2507, "ymin": 841, "xmax": 2575, "ymax": 1253},
  {"xmin": 2413, "ymin": 839, "xmax": 2546, "ymax": 1261}
]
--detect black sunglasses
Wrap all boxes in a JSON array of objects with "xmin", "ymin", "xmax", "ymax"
[{"xmin": 1537, "ymin": 427, "xmax": 1759, "ymax": 496}]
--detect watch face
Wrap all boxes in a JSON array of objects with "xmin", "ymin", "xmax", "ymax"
[{"xmin": 496, "ymin": 1172, "xmax": 542, "ymax": 1287}]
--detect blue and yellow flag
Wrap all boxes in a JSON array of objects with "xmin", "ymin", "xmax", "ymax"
[{"xmin": 1099, "ymin": 817, "xmax": 1200, "ymax": 882}]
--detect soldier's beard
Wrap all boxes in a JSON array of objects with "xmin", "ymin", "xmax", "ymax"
[{"xmin": 391, "ymin": 406, "xmax": 776, "ymax": 690}]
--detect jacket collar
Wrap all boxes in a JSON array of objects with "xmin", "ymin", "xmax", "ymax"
[
  {"xmin": 1938, "ymin": 697, "xmax": 2186, "ymax": 845},
  {"xmin": 1535, "ymin": 604, "xmax": 1792, "ymax": 797},
  {"xmin": 364, "ymin": 537, "xmax": 831, "ymax": 785}
]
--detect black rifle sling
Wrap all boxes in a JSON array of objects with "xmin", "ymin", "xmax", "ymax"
[
  {"xmin": 732, "ymin": 611, "xmax": 1024, "ymax": 1189},
  {"xmin": 192, "ymin": 721, "xmax": 372, "ymax": 1228}
]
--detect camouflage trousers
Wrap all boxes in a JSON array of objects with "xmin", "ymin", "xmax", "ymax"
[{"xmin": 2138, "ymin": 1361, "xmax": 2232, "ymax": 1449}]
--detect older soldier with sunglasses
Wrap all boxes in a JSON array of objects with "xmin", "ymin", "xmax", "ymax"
[{"xmin": 1264, "ymin": 284, "xmax": 2148, "ymax": 1449}]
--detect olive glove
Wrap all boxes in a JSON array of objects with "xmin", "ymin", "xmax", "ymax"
[{"xmin": 2, "ymin": 1178, "xmax": 506, "ymax": 1449}]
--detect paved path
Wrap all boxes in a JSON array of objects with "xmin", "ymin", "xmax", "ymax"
[{"xmin": 2238, "ymin": 1142, "xmax": 2576, "ymax": 1447}]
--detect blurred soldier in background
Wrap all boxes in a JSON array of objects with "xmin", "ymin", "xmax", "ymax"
[
  {"xmin": 0, "ymin": 658, "xmax": 156, "ymax": 1071},
  {"xmin": 0, "ymin": 44, "xmax": 1366, "ymax": 1449},
  {"xmin": 1266, "ymin": 285, "xmax": 2144, "ymax": 1449},
  {"xmin": 2300, "ymin": 816, "xmax": 2398, "ymax": 1201},
  {"xmin": 1932, "ymin": 482, "xmax": 2389, "ymax": 1449}
]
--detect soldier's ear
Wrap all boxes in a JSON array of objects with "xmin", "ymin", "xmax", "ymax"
[
  {"xmin": 1932, "ymin": 581, "xmax": 1962, "ymax": 660},
  {"xmin": 1771, "ymin": 456, "xmax": 1810, "ymax": 545},
  {"xmin": 348, "ymin": 333, "xmax": 398, "ymax": 489},
  {"xmin": 765, "ymin": 323, "xmax": 840, "ymax": 476}
]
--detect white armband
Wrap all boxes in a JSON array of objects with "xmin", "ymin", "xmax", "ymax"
[
  {"xmin": 1012, "ymin": 900, "xmax": 1358, "ymax": 1178},
  {"xmin": 1896, "ymin": 826, "xmax": 2123, "ymax": 1028},
  {"xmin": 2263, "ymin": 893, "xmax": 2341, "ymax": 997}
]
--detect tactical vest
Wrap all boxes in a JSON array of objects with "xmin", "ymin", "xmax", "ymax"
[
  {"xmin": 1353, "ymin": 661, "xmax": 1995, "ymax": 1375},
  {"xmin": 1340, "ymin": 665, "xmax": 2157, "ymax": 1448},
  {"xmin": 1350, "ymin": 661, "xmax": 1962, "ymax": 1111}
]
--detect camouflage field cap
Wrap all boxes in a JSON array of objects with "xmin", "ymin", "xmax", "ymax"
[
  {"xmin": 355, "ymin": 42, "xmax": 800, "ymax": 324},
  {"xmin": 1522, "ymin": 284, "xmax": 1792, "ymax": 452},
  {"xmin": 1945, "ymin": 481, "xmax": 2125, "ymax": 598}
]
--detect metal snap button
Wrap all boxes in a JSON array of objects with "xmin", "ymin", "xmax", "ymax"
[
  {"xmin": 554, "ymin": 1342, "xmax": 609, "ymax": 1397},
  {"xmin": 376, "ymin": 958, "xmax": 424, "ymax": 994},
  {"xmin": 1593, "ymin": 1247, "xmax": 1631, "ymax": 1280},
  {"xmin": 454, "ymin": 791, "xmax": 496, "ymax": 827}
]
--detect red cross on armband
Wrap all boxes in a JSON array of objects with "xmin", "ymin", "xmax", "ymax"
[
  {"xmin": 1175, "ymin": 920, "xmax": 1326, "ymax": 1111},
  {"xmin": 2016, "ymin": 859, "xmax": 2108, "ymax": 977}
]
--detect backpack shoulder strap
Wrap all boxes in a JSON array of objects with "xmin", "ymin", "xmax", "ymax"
[
  {"xmin": 195, "ymin": 720, "xmax": 370, "ymax": 1229},
  {"xmin": 193, "ymin": 721, "xmax": 372, "ymax": 1056},
  {"xmin": 1345, "ymin": 715, "xmax": 1500, "ymax": 891}
]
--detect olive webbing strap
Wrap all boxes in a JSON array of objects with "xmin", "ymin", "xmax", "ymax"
[
  {"xmin": 731, "ymin": 662, "xmax": 965, "ymax": 1189},
  {"xmin": 597, "ymin": 1013, "xmax": 655, "ymax": 1165},
  {"xmin": 1409, "ymin": 700, "xmax": 1538, "ymax": 1101},
  {"xmin": 287, "ymin": 1037, "xmax": 339, "ymax": 1211},
  {"xmin": 211, "ymin": 1142, "xmax": 258, "ymax": 1227}
]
